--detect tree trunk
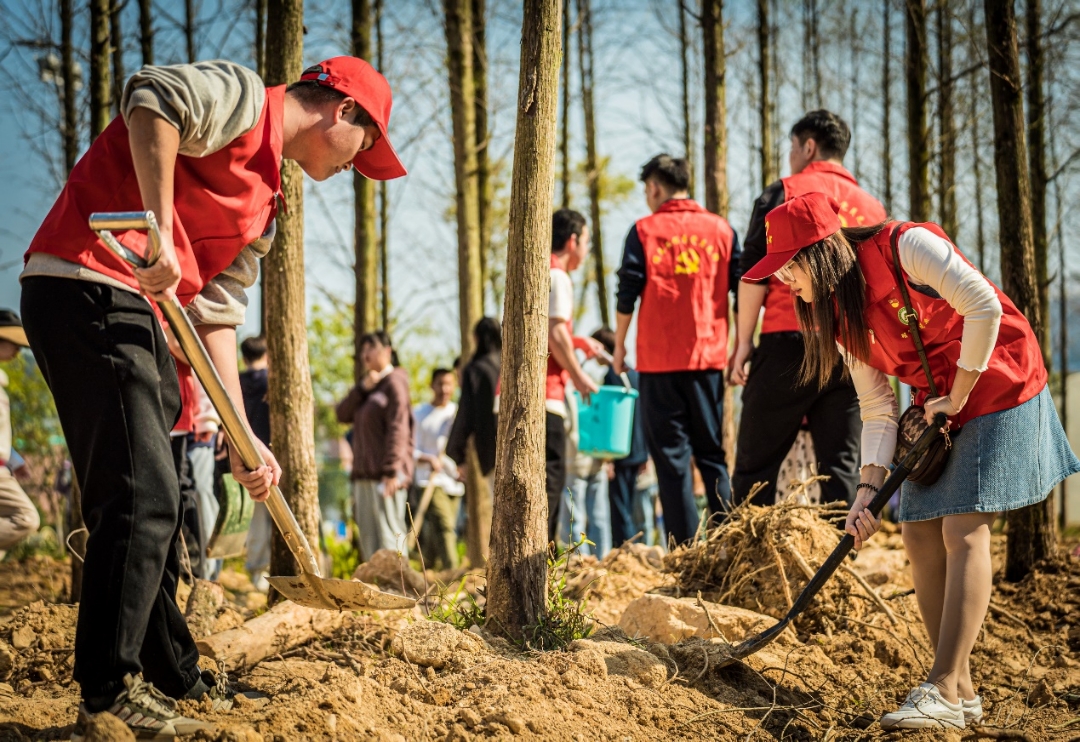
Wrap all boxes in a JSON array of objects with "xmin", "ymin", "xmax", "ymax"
[
  {"xmin": 90, "ymin": 0, "xmax": 112, "ymax": 140},
  {"xmin": 905, "ymin": 0, "xmax": 929, "ymax": 221},
  {"xmin": 936, "ymin": 2, "xmax": 956, "ymax": 238},
  {"xmin": 445, "ymin": 0, "xmax": 484, "ymax": 361},
  {"xmin": 559, "ymin": 0, "xmax": 571, "ymax": 210},
  {"xmin": 757, "ymin": 0, "xmax": 776, "ymax": 190},
  {"xmin": 577, "ymin": 0, "xmax": 608, "ymax": 327},
  {"xmin": 849, "ymin": 7, "xmax": 859, "ymax": 180},
  {"xmin": 1025, "ymin": 0, "xmax": 1050, "ymax": 368},
  {"xmin": 968, "ymin": 2, "xmax": 986, "ymax": 273},
  {"xmin": 1050, "ymin": 100, "xmax": 1066, "ymax": 527},
  {"xmin": 353, "ymin": 0, "xmax": 378, "ymax": 372},
  {"xmin": 680, "ymin": 0, "xmax": 695, "ymax": 195},
  {"xmin": 702, "ymin": 0, "xmax": 728, "ymax": 217},
  {"xmin": 376, "ymin": 0, "xmax": 390, "ymax": 329},
  {"xmin": 255, "ymin": 0, "xmax": 267, "ymax": 80},
  {"xmin": 138, "ymin": 0, "xmax": 154, "ymax": 65},
  {"xmin": 485, "ymin": 0, "xmax": 561, "ymax": 641},
  {"xmin": 881, "ymin": 0, "xmax": 892, "ymax": 213},
  {"xmin": 184, "ymin": 0, "xmax": 196, "ymax": 62},
  {"xmin": 473, "ymin": 0, "xmax": 491, "ymax": 295},
  {"xmin": 464, "ymin": 438, "xmax": 490, "ymax": 567},
  {"xmin": 983, "ymin": 0, "xmax": 1056, "ymax": 581},
  {"xmin": 265, "ymin": 0, "xmax": 321, "ymax": 595},
  {"xmin": 109, "ymin": 0, "xmax": 124, "ymax": 115}
]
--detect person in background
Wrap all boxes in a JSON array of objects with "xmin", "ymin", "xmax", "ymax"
[
  {"xmin": 446, "ymin": 317, "xmax": 502, "ymax": 547},
  {"xmin": 411, "ymin": 368, "xmax": 464, "ymax": 569},
  {"xmin": 336, "ymin": 331, "xmax": 414, "ymax": 558},
  {"xmin": 189, "ymin": 379, "xmax": 222, "ymax": 580},
  {"xmin": 592, "ymin": 327, "xmax": 651, "ymax": 548},
  {"xmin": 612, "ymin": 154, "xmax": 740, "ymax": 546},
  {"xmin": 239, "ymin": 336, "xmax": 273, "ymax": 591},
  {"xmin": 0, "ymin": 310, "xmax": 41, "ymax": 554},
  {"xmin": 743, "ymin": 192, "xmax": 1080, "ymax": 730},
  {"xmin": 729, "ymin": 110, "xmax": 886, "ymax": 507},
  {"xmin": 560, "ymin": 373, "xmax": 612, "ymax": 558},
  {"xmin": 546, "ymin": 210, "xmax": 604, "ymax": 542}
]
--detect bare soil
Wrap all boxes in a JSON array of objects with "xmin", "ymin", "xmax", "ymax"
[{"xmin": 0, "ymin": 512, "xmax": 1078, "ymax": 742}]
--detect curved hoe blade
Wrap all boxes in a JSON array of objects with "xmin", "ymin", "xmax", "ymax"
[{"xmin": 267, "ymin": 576, "xmax": 417, "ymax": 611}]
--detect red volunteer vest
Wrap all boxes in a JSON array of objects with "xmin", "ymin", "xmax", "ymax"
[
  {"xmin": 635, "ymin": 199, "xmax": 735, "ymax": 373},
  {"xmin": 855, "ymin": 222, "xmax": 1046, "ymax": 428},
  {"xmin": 172, "ymin": 360, "xmax": 197, "ymax": 434},
  {"xmin": 26, "ymin": 86, "xmax": 286, "ymax": 307},
  {"xmin": 763, "ymin": 162, "xmax": 886, "ymax": 333}
]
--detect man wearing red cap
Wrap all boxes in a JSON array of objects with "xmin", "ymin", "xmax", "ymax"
[
  {"xmin": 19, "ymin": 56, "xmax": 404, "ymax": 738},
  {"xmin": 729, "ymin": 110, "xmax": 885, "ymax": 508}
]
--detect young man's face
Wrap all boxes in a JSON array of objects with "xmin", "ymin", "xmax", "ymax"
[
  {"xmin": 432, "ymin": 372, "xmax": 455, "ymax": 405},
  {"xmin": 0, "ymin": 340, "xmax": 19, "ymax": 362},
  {"xmin": 304, "ymin": 98, "xmax": 380, "ymax": 182},
  {"xmin": 788, "ymin": 134, "xmax": 817, "ymax": 175},
  {"xmin": 565, "ymin": 226, "xmax": 590, "ymax": 271}
]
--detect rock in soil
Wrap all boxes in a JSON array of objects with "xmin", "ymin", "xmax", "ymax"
[
  {"xmin": 352, "ymin": 549, "xmax": 427, "ymax": 596},
  {"xmin": 81, "ymin": 711, "xmax": 136, "ymax": 741},
  {"xmin": 618, "ymin": 593, "xmax": 779, "ymax": 645},
  {"xmin": 567, "ymin": 638, "xmax": 669, "ymax": 688},
  {"xmin": 389, "ymin": 620, "xmax": 487, "ymax": 669}
]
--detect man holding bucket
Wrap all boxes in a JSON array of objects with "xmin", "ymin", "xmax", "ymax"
[
  {"xmin": 20, "ymin": 57, "xmax": 406, "ymax": 738},
  {"xmin": 612, "ymin": 154, "xmax": 741, "ymax": 545}
]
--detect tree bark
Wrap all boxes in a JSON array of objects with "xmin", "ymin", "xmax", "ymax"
[
  {"xmin": 559, "ymin": 0, "xmax": 571, "ymax": 210},
  {"xmin": 109, "ymin": 0, "xmax": 124, "ymax": 115},
  {"xmin": 967, "ymin": 2, "xmax": 986, "ymax": 273},
  {"xmin": 265, "ymin": 0, "xmax": 321, "ymax": 595},
  {"xmin": 353, "ymin": 0, "xmax": 378, "ymax": 373},
  {"xmin": 680, "ymin": 0, "xmax": 695, "ymax": 195},
  {"xmin": 256, "ymin": 0, "xmax": 267, "ymax": 80},
  {"xmin": 757, "ymin": 0, "xmax": 776, "ymax": 189},
  {"xmin": 445, "ymin": 0, "xmax": 484, "ymax": 361},
  {"xmin": 849, "ymin": 7, "xmax": 859, "ymax": 180},
  {"xmin": 577, "ymin": 0, "xmax": 608, "ymax": 327},
  {"xmin": 905, "ymin": 0, "xmax": 929, "ymax": 221},
  {"xmin": 138, "ymin": 0, "xmax": 154, "ymax": 65},
  {"xmin": 1050, "ymin": 100, "xmax": 1066, "ymax": 527},
  {"xmin": 1025, "ymin": 0, "xmax": 1051, "ymax": 368},
  {"xmin": 881, "ymin": 0, "xmax": 892, "ymax": 213},
  {"xmin": 936, "ymin": 1, "xmax": 956, "ymax": 238},
  {"xmin": 473, "ymin": 0, "xmax": 491, "ymax": 295},
  {"xmin": 486, "ymin": 0, "xmax": 561, "ymax": 640},
  {"xmin": 376, "ymin": 0, "xmax": 389, "ymax": 329},
  {"xmin": 90, "ymin": 0, "xmax": 112, "ymax": 140},
  {"xmin": 983, "ymin": 0, "xmax": 1056, "ymax": 581},
  {"xmin": 184, "ymin": 0, "xmax": 196, "ymax": 62},
  {"xmin": 702, "ymin": 0, "xmax": 728, "ymax": 217}
]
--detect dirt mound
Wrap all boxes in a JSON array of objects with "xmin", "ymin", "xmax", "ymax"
[
  {"xmin": 664, "ymin": 500, "xmax": 895, "ymax": 635},
  {"xmin": 0, "ymin": 556, "xmax": 70, "ymax": 615},
  {"xmin": 0, "ymin": 600, "xmax": 77, "ymax": 690},
  {"xmin": 564, "ymin": 542, "xmax": 673, "ymax": 627}
]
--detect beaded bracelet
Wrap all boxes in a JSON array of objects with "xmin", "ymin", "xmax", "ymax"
[{"xmin": 856, "ymin": 483, "xmax": 880, "ymax": 495}]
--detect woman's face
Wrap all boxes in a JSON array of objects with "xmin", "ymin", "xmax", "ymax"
[
  {"xmin": 776, "ymin": 259, "xmax": 814, "ymax": 302},
  {"xmin": 361, "ymin": 340, "xmax": 392, "ymax": 371}
]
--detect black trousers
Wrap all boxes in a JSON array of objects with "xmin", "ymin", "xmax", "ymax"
[
  {"xmin": 545, "ymin": 411, "xmax": 566, "ymax": 543},
  {"xmin": 22, "ymin": 277, "xmax": 201, "ymax": 703},
  {"xmin": 608, "ymin": 463, "xmax": 639, "ymax": 546},
  {"xmin": 732, "ymin": 332, "xmax": 862, "ymax": 506},
  {"xmin": 171, "ymin": 435, "xmax": 205, "ymax": 583},
  {"xmin": 638, "ymin": 370, "xmax": 730, "ymax": 546}
]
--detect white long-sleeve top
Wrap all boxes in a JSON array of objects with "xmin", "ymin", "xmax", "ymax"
[{"xmin": 848, "ymin": 227, "xmax": 1003, "ymax": 470}]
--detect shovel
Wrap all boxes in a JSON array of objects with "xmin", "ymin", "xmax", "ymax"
[
  {"xmin": 88, "ymin": 211, "xmax": 415, "ymax": 611},
  {"xmin": 713, "ymin": 412, "xmax": 948, "ymax": 668}
]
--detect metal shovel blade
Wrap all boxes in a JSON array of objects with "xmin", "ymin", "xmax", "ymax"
[{"xmin": 267, "ymin": 575, "xmax": 418, "ymax": 611}]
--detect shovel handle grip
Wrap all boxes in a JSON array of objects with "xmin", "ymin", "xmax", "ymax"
[{"xmin": 88, "ymin": 211, "xmax": 323, "ymax": 581}]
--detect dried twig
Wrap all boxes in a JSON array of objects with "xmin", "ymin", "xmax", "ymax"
[
  {"xmin": 695, "ymin": 590, "xmax": 727, "ymax": 641},
  {"xmin": 962, "ymin": 727, "xmax": 1034, "ymax": 741},
  {"xmin": 838, "ymin": 563, "xmax": 898, "ymax": 625},
  {"xmin": 988, "ymin": 602, "xmax": 1037, "ymax": 642}
]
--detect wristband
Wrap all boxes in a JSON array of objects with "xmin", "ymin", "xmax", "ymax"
[{"xmin": 856, "ymin": 483, "xmax": 880, "ymax": 495}]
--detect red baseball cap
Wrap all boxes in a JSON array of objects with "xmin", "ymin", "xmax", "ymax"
[
  {"xmin": 741, "ymin": 192, "xmax": 843, "ymax": 282},
  {"xmin": 300, "ymin": 57, "xmax": 407, "ymax": 180}
]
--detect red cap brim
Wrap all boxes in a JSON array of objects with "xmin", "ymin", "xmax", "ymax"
[
  {"xmin": 353, "ymin": 122, "xmax": 407, "ymax": 180},
  {"xmin": 741, "ymin": 249, "xmax": 802, "ymax": 283}
]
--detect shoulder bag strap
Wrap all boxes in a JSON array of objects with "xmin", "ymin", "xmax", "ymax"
[{"xmin": 889, "ymin": 223, "xmax": 939, "ymax": 398}]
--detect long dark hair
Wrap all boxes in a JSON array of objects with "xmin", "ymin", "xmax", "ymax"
[
  {"xmin": 473, "ymin": 317, "xmax": 502, "ymax": 358},
  {"xmin": 794, "ymin": 222, "xmax": 887, "ymax": 388}
]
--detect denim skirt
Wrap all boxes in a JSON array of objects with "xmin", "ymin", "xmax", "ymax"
[{"xmin": 898, "ymin": 385, "xmax": 1080, "ymax": 522}]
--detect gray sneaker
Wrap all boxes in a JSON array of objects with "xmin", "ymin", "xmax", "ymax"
[{"xmin": 71, "ymin": 674, "xmax": 212, "ymax": 740}]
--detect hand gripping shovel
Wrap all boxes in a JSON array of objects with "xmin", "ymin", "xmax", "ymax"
[
  {"xmin": 89, "ymin": 211, "xmax": 415, "ymax": 611},
  {"xmin": 712, "ymin": 413, "xmax": 949, "ymax": 668}
]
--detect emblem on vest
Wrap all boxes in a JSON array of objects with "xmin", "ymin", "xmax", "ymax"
[
  {"xmin": 898, "ymin": 306, "xmax": 917, "ymax": 325},
  {"xmin": 652, "ymin": 234, "xmax": 721, "ymax": 276}
]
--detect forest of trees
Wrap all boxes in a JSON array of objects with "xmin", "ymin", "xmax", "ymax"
[{"xmin": 1, "ymin": 0, "xmax": 1079, "ymax": 626}]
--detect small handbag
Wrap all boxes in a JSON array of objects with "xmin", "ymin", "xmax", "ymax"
[{"xmin": 888, "ymin": 224, "xmax": 953, "ymax": 486}]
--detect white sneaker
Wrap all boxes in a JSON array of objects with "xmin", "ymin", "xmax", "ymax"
[
  {"xmin": 879, "ymin": 683, "xmax": 965, "ymax": 730},
  {"xmin": 963, "ymin": 695, "xmax": 983, "ymax": 724}
]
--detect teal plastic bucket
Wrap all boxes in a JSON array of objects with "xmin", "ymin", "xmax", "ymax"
[{"xmin": 571, "ymin": 384, "xmax": 639, "ymax": 459}]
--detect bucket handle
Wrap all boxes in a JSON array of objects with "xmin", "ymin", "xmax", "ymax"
[{"xmin": 618, "ymin": 372, "xmax": 632, "ymax": 391}]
